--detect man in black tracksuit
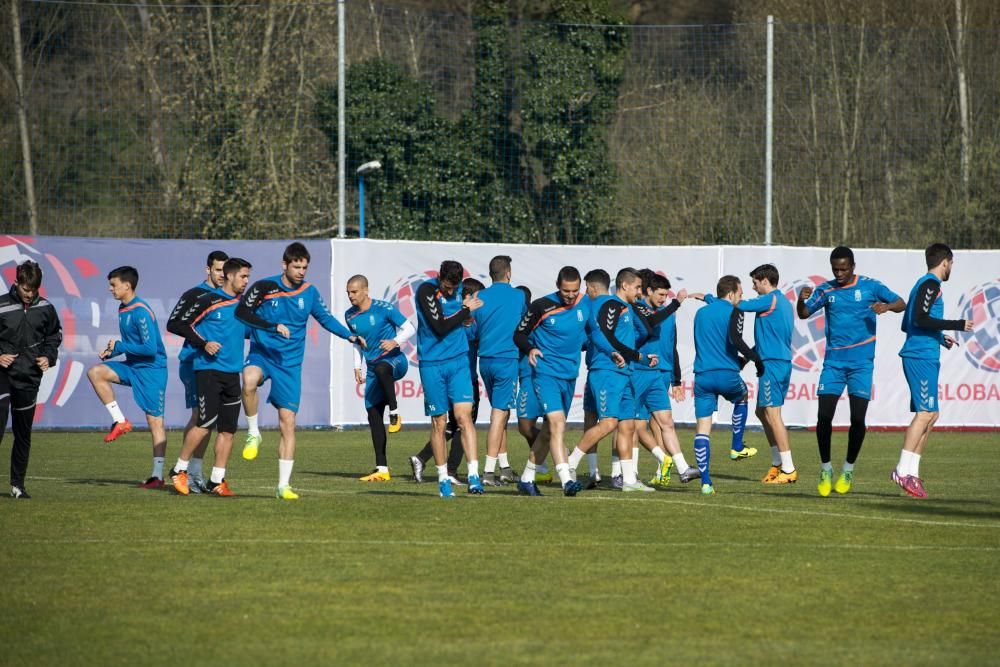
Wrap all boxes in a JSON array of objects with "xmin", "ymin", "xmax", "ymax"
[{"xmin": 0, "ymin": 260, "xmax": 62, "ymax": 499}]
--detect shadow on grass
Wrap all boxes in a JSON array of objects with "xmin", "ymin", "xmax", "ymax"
[
  {"xmin": 66, "ymin": 477, "xmax": 144, "ymax": 487},
  {"xmin": 880, "ymin": 500, "xmax": 1000, "ymax": 522}
]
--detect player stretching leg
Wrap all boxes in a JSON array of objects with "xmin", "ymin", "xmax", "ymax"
[
  {"xmin": 893, "ymin": 243, "xmax": 971, "ymax": 498},
  {"xmin": 797, "ymin": 246, "xmax": 904, "ymax": 497},
  {"xmin": 345, "ymin": 275, "xmax": 415, "ymax": 481},
  {"xmin": 237, "ymin": 243, "xmax": 363, "ymax": 499},
  {"xmin": 87, "ymin": 266, "xmax": 169, "ymax": 488}
]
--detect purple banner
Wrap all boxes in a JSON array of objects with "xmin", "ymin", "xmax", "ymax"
[{"xmin": 0, "ymin": 235, "xmax": 332, "ymax": 428}]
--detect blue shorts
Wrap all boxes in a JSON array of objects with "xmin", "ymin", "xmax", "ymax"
[
  {"xmin": 246, "ymin": 353, "xmax": 302, "ymax": 413},
  {"xmin": 517, "ymin": 373, "xmax": 543, "ymax": 420},
  {"xmin": 179, "ymin": 357, "xmax": 198, "ymax": 410},
  {"xmin": 694, "ymin": 370, "xmax": 747, "ymax": 419},
  {"xmin": 818, "ymin": 359, "xmax": 873, "ymax": 399},
  {"xmin": 105, "ymin": 361, "xmax": 167, "ymax": 418},
  {"xmin": 757, "ymin": 360, "xmax": 791, "ymax": 408},
  {"xmin": 902, "ymin": 357, "xmax": 940, "ymax": 413},
  {"xmin": 632, "ymin": 370, "xmax": 671, "ymax": 417},
  {"xmin": 583, "ymin": 377, "xmax": 597, "ymax": 414},
  {"xmin": 364, "ymin": 353, "xmax": 409, "ymax": 409},
  {"xmin": 588, "ymin": 369, "xmax": 635, "ymax": 421},
  {"xmin": 420, "ymin": 356, "xmax": 474, "ymax": 417},
  {"xmin": 533, "ymin": 373, "xmax": 575, "ymax": 416},
  {"xmin": 479, "ymin": 356, "xmax": 519, "ymax": 411}
]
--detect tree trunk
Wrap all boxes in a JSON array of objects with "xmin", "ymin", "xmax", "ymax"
[
  {"xmin": 10, "ymin": 0, "xmax": 38, "ymax": 235},
  {"xmin": 135, "ymin": 1, "xmax": 175, "ymax": 208},
  {"xmin": 955, "ymin": 0, "xmax": 970, "ymax": 205}
]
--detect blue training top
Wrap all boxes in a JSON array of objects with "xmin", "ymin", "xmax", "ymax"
[
  {"xmin": 899, "ymin": 273, "xmax": 966, "ymax": 360},
  {"xmin": 737, "ymin": 290, "xmax": 793, "ymax": 362},
  {"xmin": 475, "ymin": 282, "xmax": 527, "ymax": 359},
  {"xmin": 346, "ymin": 299, "xmax": 408, "ymax": 366},
  {"xmin": 112, "ymin": 297, "xmax": 167, "ymax": 370},
  {"xmin": 514, "ymin": 292, "xmax": 590, "ymax": 380},
  {"xmin": 414, "ymin": 278, "xmax": 470, "ymax": 365},
  {"xmin": 801, "ymin": 275, "xmax": 900, "ymax": 363}
]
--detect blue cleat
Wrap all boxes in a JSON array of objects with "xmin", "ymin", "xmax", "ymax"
[
  {"xmin": 439, "ymin": 478, "xmax": 455, "ymax": 498},
  {"xmin": 468, "ymin": 475, "xmax": 485, "ymax": 494},
  {"xmin": 517, "ymin": 481, "xmax": 543, "ymax": 496},
  {"xmin": 562, "ymin": 480, "xmax": 583, "ymax": 497}
]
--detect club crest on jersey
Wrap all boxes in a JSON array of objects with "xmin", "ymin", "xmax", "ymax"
[
  {"xmin": 369, "ymin": 314, "xmax": 376, "ymax": 326},
  {"xmin": 854, "ymin": 290, "xmax": 862, "ymax": 301},
  {"xmin": 577, "ymin": 309, "xmax": 584, "ymax": 321},
  {"xmin": 298, "ymin": 297, "xmax": 305, "ymax": 310}
]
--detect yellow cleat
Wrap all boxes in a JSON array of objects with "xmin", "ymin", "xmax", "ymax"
[
  {"xmin": 275, "ymin": 485, "xmax": 300, "ymax": 500},
  {"xmin": 730, "ymin": 446, "xmax": 758, "ymax": 460},
  {"xmin": 359, "ymin": 469, "xmax": 391, "ymax": 482},
  {"xmin": 766, "ymin": 468, "xmax": 798, "ymax": 485},
  {"xmin": 243, "ymin": 433, "xmax": 261, "ymax": 461},
  {"xmin": 535, "ymin": 471, "xmax": 554, "ymax": 484},
  {"xmin": 761, "ymin": 465, "xmax": 780, "ymax": 483},
  {"xmin": 834, "ymin": 470, "xmax": 854, "ymax": 494},
  {"xmin": 387, "ymin": 413, "xmax": 403, "ymax": 434},
  {"xmin": 817, "ymin": 469, "xmax": 833, "ymax": 497}
]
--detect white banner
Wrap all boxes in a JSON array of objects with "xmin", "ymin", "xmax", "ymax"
[{"xmin": 329, "ymin": 240, "xmax": 1000, "ymax": 428}]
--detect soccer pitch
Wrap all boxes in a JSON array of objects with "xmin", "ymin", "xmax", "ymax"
[{"xmin": 2, "ymin": 428, "xmax": 997, "ymax": 665}]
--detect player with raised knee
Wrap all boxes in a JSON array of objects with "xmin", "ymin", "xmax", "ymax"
[
  {"xmin": 87, "ymin": 266, "xmax": 169, "ymax": 488},
  {"xmin": 691, "ymin": 275, "xmax": 765, "ymax": 495},
  {"xmin": 797, "ymin": 246, "xmax": 904, "ymax": 497},
  {"xmin": 167, "ymin": 257, "xmax": 252, "ymax": 497},
  {"xmin": 514, "ymin": 266, "xmax": 590, "ymax": 497},
  {"xmin": 237, "ymin": 242, "xmax": 364, "ymax": 500},
  {"xmin": 892, "ymin": 243, "xmax": 971, "ymax": 498},
  {"xmin": 736, "ymin": 264, "xmax": 797, "ymax": 485}
]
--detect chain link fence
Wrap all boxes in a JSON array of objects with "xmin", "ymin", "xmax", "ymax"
[{"xmin": 2, "ymin": 1, "xmax": 998, "ymax": 247}]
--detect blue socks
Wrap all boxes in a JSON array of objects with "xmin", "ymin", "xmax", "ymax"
[
  {"xmin": 731, "ymin": 401, "xmax": 748, "ymax": 452},
  {"xmin": 694, "ymin": 434, "xmax": 711, "ymax": 484}
]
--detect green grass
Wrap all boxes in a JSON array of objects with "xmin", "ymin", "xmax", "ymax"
[{"xmin": 2, "ymin": 428, "xmax": 998, "ymax": 666}]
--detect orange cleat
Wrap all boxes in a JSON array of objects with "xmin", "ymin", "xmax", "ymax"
[
  {"xmin": 170, "ymin": 469, "xmax": 190, "ymax": 495},
  {"xmin": 103, "ymin": 420, "xmax": 133, "ymax": 443},
  {"xmin": 207, "ymin": 480, "xmax": 234, "ymax": 497}
]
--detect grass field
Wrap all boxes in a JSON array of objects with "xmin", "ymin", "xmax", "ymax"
[{"xmin": 2, "ymin": 427, "xmax": 998, "ymax": 666}]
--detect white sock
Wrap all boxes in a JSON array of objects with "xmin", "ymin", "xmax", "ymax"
[
  {"xmin": 484, "ymin": 456, "xmax": 497, "ymax": 473},
  {"xmin": 174, "ymin": 458, "xmax": 189, "ymax": 472},
  {"xmin": 611, "ymin": 454, "xmax": 621, "ymax": 477},
  {"xmin": 247, "ymin": 413, "xmax": 260, "ymax": 437},
  {"xmin": 278, "ymin": 459, "xmax": 294, "ymax": 487},
  {"xmin": 520, "ymin": 461, "xmax": 537, "ymax": 483},
  {"xmin": 151, "ymin": 457, "xmax": 165, "ymax": 479},
  {"xmin": 586, "ymin": 452, "xmax": 599, "ymax": 475},
  {"xmin": 499, "ymin": 453, "xmax": 510, "ymax": 468},
  {"xmin": 771, "ymin": 445, "xmax": 781, "ymax": 466},
  {"xmin": 672, "ymin": 452, "xmax": 691, "ymax": 473},
  {"xmin": 621, "ymin": 458, "xmax": 637, "ymax": 485},
  {"xmin": 567, "ymin": 447, "xmax": 585, "ymax": 471},
  {"xmin": 105, "ymin": 401, "xmax": 126, "ymax": 424},
  {"xmin": 842, "ymin": 461, "xmax": 855, "ymax": 473},
  {"xmin": 651, "ymin": 447, "xmax": 666, "ymax": 464},
  {"xmin": 821, "ymin": 461, "xmax": 833, "ymax": 472},
  {"xmin": 897, "ymin": 450, "xmax": 912, "ymax": 476},
  {"xmin": 436, "ymin": 464, "xmax": 449, "ymax": 483},
  {"xmin": 556, "ymin": 463, "xmax": 571, "ymax": 486},
  {"xmin": 632, "ymin": 447, "xmax": 639, "ymax": 468},
  {"xmin": 779, "ymin": 450, "xmax": 795, "ymax": 473},
  {"xmin": 468, "ymin": 460, "xmax": 479, "ymax": 478},
  {"xmin": 211, "ymin": 467, "xmax": 225, "ymax": 484},
  {"xmin": 376, "ymin": 465, "xmax": 389, "ymax": 473},
  {"xmin": 909, "ymin": 452, "xmax": 921, "ymax": 478}
]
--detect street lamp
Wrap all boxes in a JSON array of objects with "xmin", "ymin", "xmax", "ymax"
[{"xmin": 356, "ymin": 160, "xmax": 381, "ymax": 238}]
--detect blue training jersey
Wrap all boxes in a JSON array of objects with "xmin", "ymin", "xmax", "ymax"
[
  {"xmin": 112, "ymin": 297, "xmax": 167, "ymax": 370},
  {"xmin": 737, "ymin": 290, "xmax": 793, "ymax": 362},
  {"xmin": 588, "ymin": 294, "xmax": 646, "ymax": 374},
  {"xmin": 514, "ymin": 292, "xmax": 590, "ymax": 380},
  {"xmin": 173, "ymin": 281, "xmax": 220, "ymax": 364},
  {"xmin": 802, "ymin": 275, "xmax": 900, "ymax": 363},
  {"xmin": 414, "ymin": 278, "xmax": 470, "ymax": 365},
  {"xmin": 475, "ymin": 282, "xmax": 527, "ymax": 359},
  {"xmin": 693, "ymin": 298, "xmax": 743, "ymax": 373},
  {"xmin": 237, "ymin": 274, "xmax": 353, "ymax": 368},
  {"xmin": 167, "ymin": 288, "xmax": 246, "ymax": 373},
  {"xmin": 345, "ymin": 299, "xmax": 408, "ymax": 366},
  {"xmin": 632, "ymin": 297, "xmax": 682, "ymax": 378},
  {"xmin": 899, "ymin": 273, "xmax": 966, "ymax": 360}
]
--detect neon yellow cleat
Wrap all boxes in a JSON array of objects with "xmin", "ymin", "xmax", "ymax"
[
  {"xmin": 242, "ymin": 433, "xmax": 262, "ymax": 461},
  {"xmin": 817, "ymin": 469, "xmax": 833, "ymax": 497},
  {"xmin": 701, "ymin": 483, "xmax": 716, "ymax": 495},
  {"xmin": 535, "ymin": 471, "xmax": 553, "ymax": 484},
  {"xmin": 387, "ymin": 413, "xmax": 402, "ymax": 434},
  {"xmin": 275, "ymin": 485, "xmax": 300, "ymax": 500},
  {"xmin": 649, "ymin": 457, "xmax": 672, "ymax": 487},
  {"xmin": 834, "ymin": 470, "xmax": 854, "ymax": 494},
  {"xmin": 730, "ymin": 447, "xmax": 758, "ymax": 460},
  {"xmin": 359, "ymin": 469, "xmax": 391, "ymax": 482}
]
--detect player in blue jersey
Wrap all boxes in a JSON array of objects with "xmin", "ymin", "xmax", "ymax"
[
  {"xmin": 737, "ymin": 264, "xmax": 798, "ymax": 485},
  {"xmin": 514, "ymin": 266, "xmax": 590, "ymax": 497},
  {"xmin": 237, "ymin": 242, "xmax": 364, "ymax": 500},
  {"xmin": 415, "ymin": 261, "xmax": 484, "ymax": 498},
  {"xmin": 798, "ymin": 246, "xmax": 904, "ymax": 497},
  {"xmin": 87, "ymin": 266, "xmax": 169, "ymax": 488},
  {"xmin": 166, "ymin": 258, "xmax": 252, "ymax": 497},
  {"xmin": 691, "ymin": 275, "xmax": 765, "ymax": 495},
  {"xmin": 579, "ymin": 269, "xmax": 612, "ymax": 488},
  {"xmin": 476, "ymin": 256, "xmax": 528, "ymax": 486},
  {"xmin": 512, "ymin": 285, "xmax": 554, "ymax": 484},
  {"xmin": 345, "ymin": 274, "xmax": 416, "ymax": 481},
  {"xmin": 892, "ymin": 243, "xmax": 972, "ymax": 499},
  {"xmin": 168, "ymin": 249, "xmax": 228, "ymax": 493}
]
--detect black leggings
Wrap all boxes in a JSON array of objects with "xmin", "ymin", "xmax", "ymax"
[{"xmin": 816, "ymin": 394, "xmax": 869, "ymax": 465}]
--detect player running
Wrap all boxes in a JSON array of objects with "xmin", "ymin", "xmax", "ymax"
[
  {"xmin": 166, "ymin": 258, "xmax": 252, "ymax": 496},
  {"xmin": 892, "ymin": 243, "xmax": 972, "ymax": 498},
  {"xmin": 87, "ymin": 266, "xmax": 169, "ymax": 488},
  {"xmin": 237, "ymin": 242, "xmax": 364, "ymax": 500},
  {"xmin": 346, "ymin": 274, "xmax": 416, "ymax": 482},
  {"xmin": 797, "ymin": 246, "xmax": 904, "ymax": 497}
]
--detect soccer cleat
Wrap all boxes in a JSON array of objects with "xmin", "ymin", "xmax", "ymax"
[
  {"xmin": 678, "ymin": 467, "xmax": 701, "ymax": 484},
  {"xmin": 438, "ymin": 478, "xmax": 455, "ymax": 498},
  {"xmin": 467, "ymin": 475, "xmax": 485, "ymax": 494},
  {"xmin": 516, "ymin": 480, "xmax": 543, "ymax": 496},
  {"xmin": 481, "ymin": 472, "xmax": 502, "ymax": 487},
  {"xmin": 834, "ymin": 470, "xmax": 854, "ymax": 494},
  {"xmin": 610, "ymin": 474, "xmax": 624, "ymax": 490},
  {"xmin": 761, "ymin": 466, "xmax": 781, "ymax": 483},
  {"xmin": 387, "ymin": 413, "xmax": 402, "ymax": 434},
  {"xmin": 535, "ymin": 470, "xmax": 554, "ymax": 484},
  {"xmin": 498, "ymin": 467, "xmax": 519, "ymax": 484},
  {"xmin": 10, "ymin": 485, "xmax": 30, "ymax": 499},
  {"xmin": 170, "ymin": 469, "xmax": 190, "ymax": 496},
  {"xmin": 137, "ymin": 477, "xmax": 165, "ymax": 490},
  {"xmin": 563, "ymin": 480, "xmax": 583, "ymax": 497},
  {"xmin": 242, "ymin": 433, "xmax": 261, "ymax": 461},
  {"xmin": 623, "ymin": 481, "xmax": 656, "ymax": 493},
  {"xmin": 817, "ymin": 468, "xmax": 833, "ymax": 497},
  {"xmin": 584, "ymin": 472, "xmax": 602, "ymax": 490},
  {"xmin": 701, "ymin": 483, "xmax": 716, "ymax": 496},
  {"xmin": 207, "ymin": 480, "xmax": 234, "ymax": 497},
  {"xmin": 903, "ymin": 476, "xmax": 928, "ymax": 499},
  {"xmin": 188, "ymin": 476, "xmax": 209, "ymax": 494},
  {"xmin": 730, "ymin": 446, "xmax": 758, "ymax": 460},
  {"xmin": 409, "ymin": 455, "xmax": 425, "ymax": 483},
  {"xmin": 766, "ymin": 469, "xmax": 798, "ymax": 485},
  {"xmin": 359, "ymin": 469, "xmax": 391, "ymax": 482},
  {"xmin": 650, "ymin": 457, "xmax": 672, "ymax": 487},
  {"xmin": 103, "ymin": 419, "xmax": 133, "ymax": 443},
  {"xmin": 447, "ymin": 475, "xmax": 466, "ymax": 487},
  {"xmin": 275, "ymin": 485, "xmax": 300, "ymax": 500}
]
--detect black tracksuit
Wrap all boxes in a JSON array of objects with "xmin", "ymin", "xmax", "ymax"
[{"xmin": 0, "ymin": 285, "xmax": 62, "ymax": 490}]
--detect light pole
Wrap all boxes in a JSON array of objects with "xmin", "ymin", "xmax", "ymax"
[{"xmin": 356, "ymin": 160, "xmax": 381, "ymax": 238}]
